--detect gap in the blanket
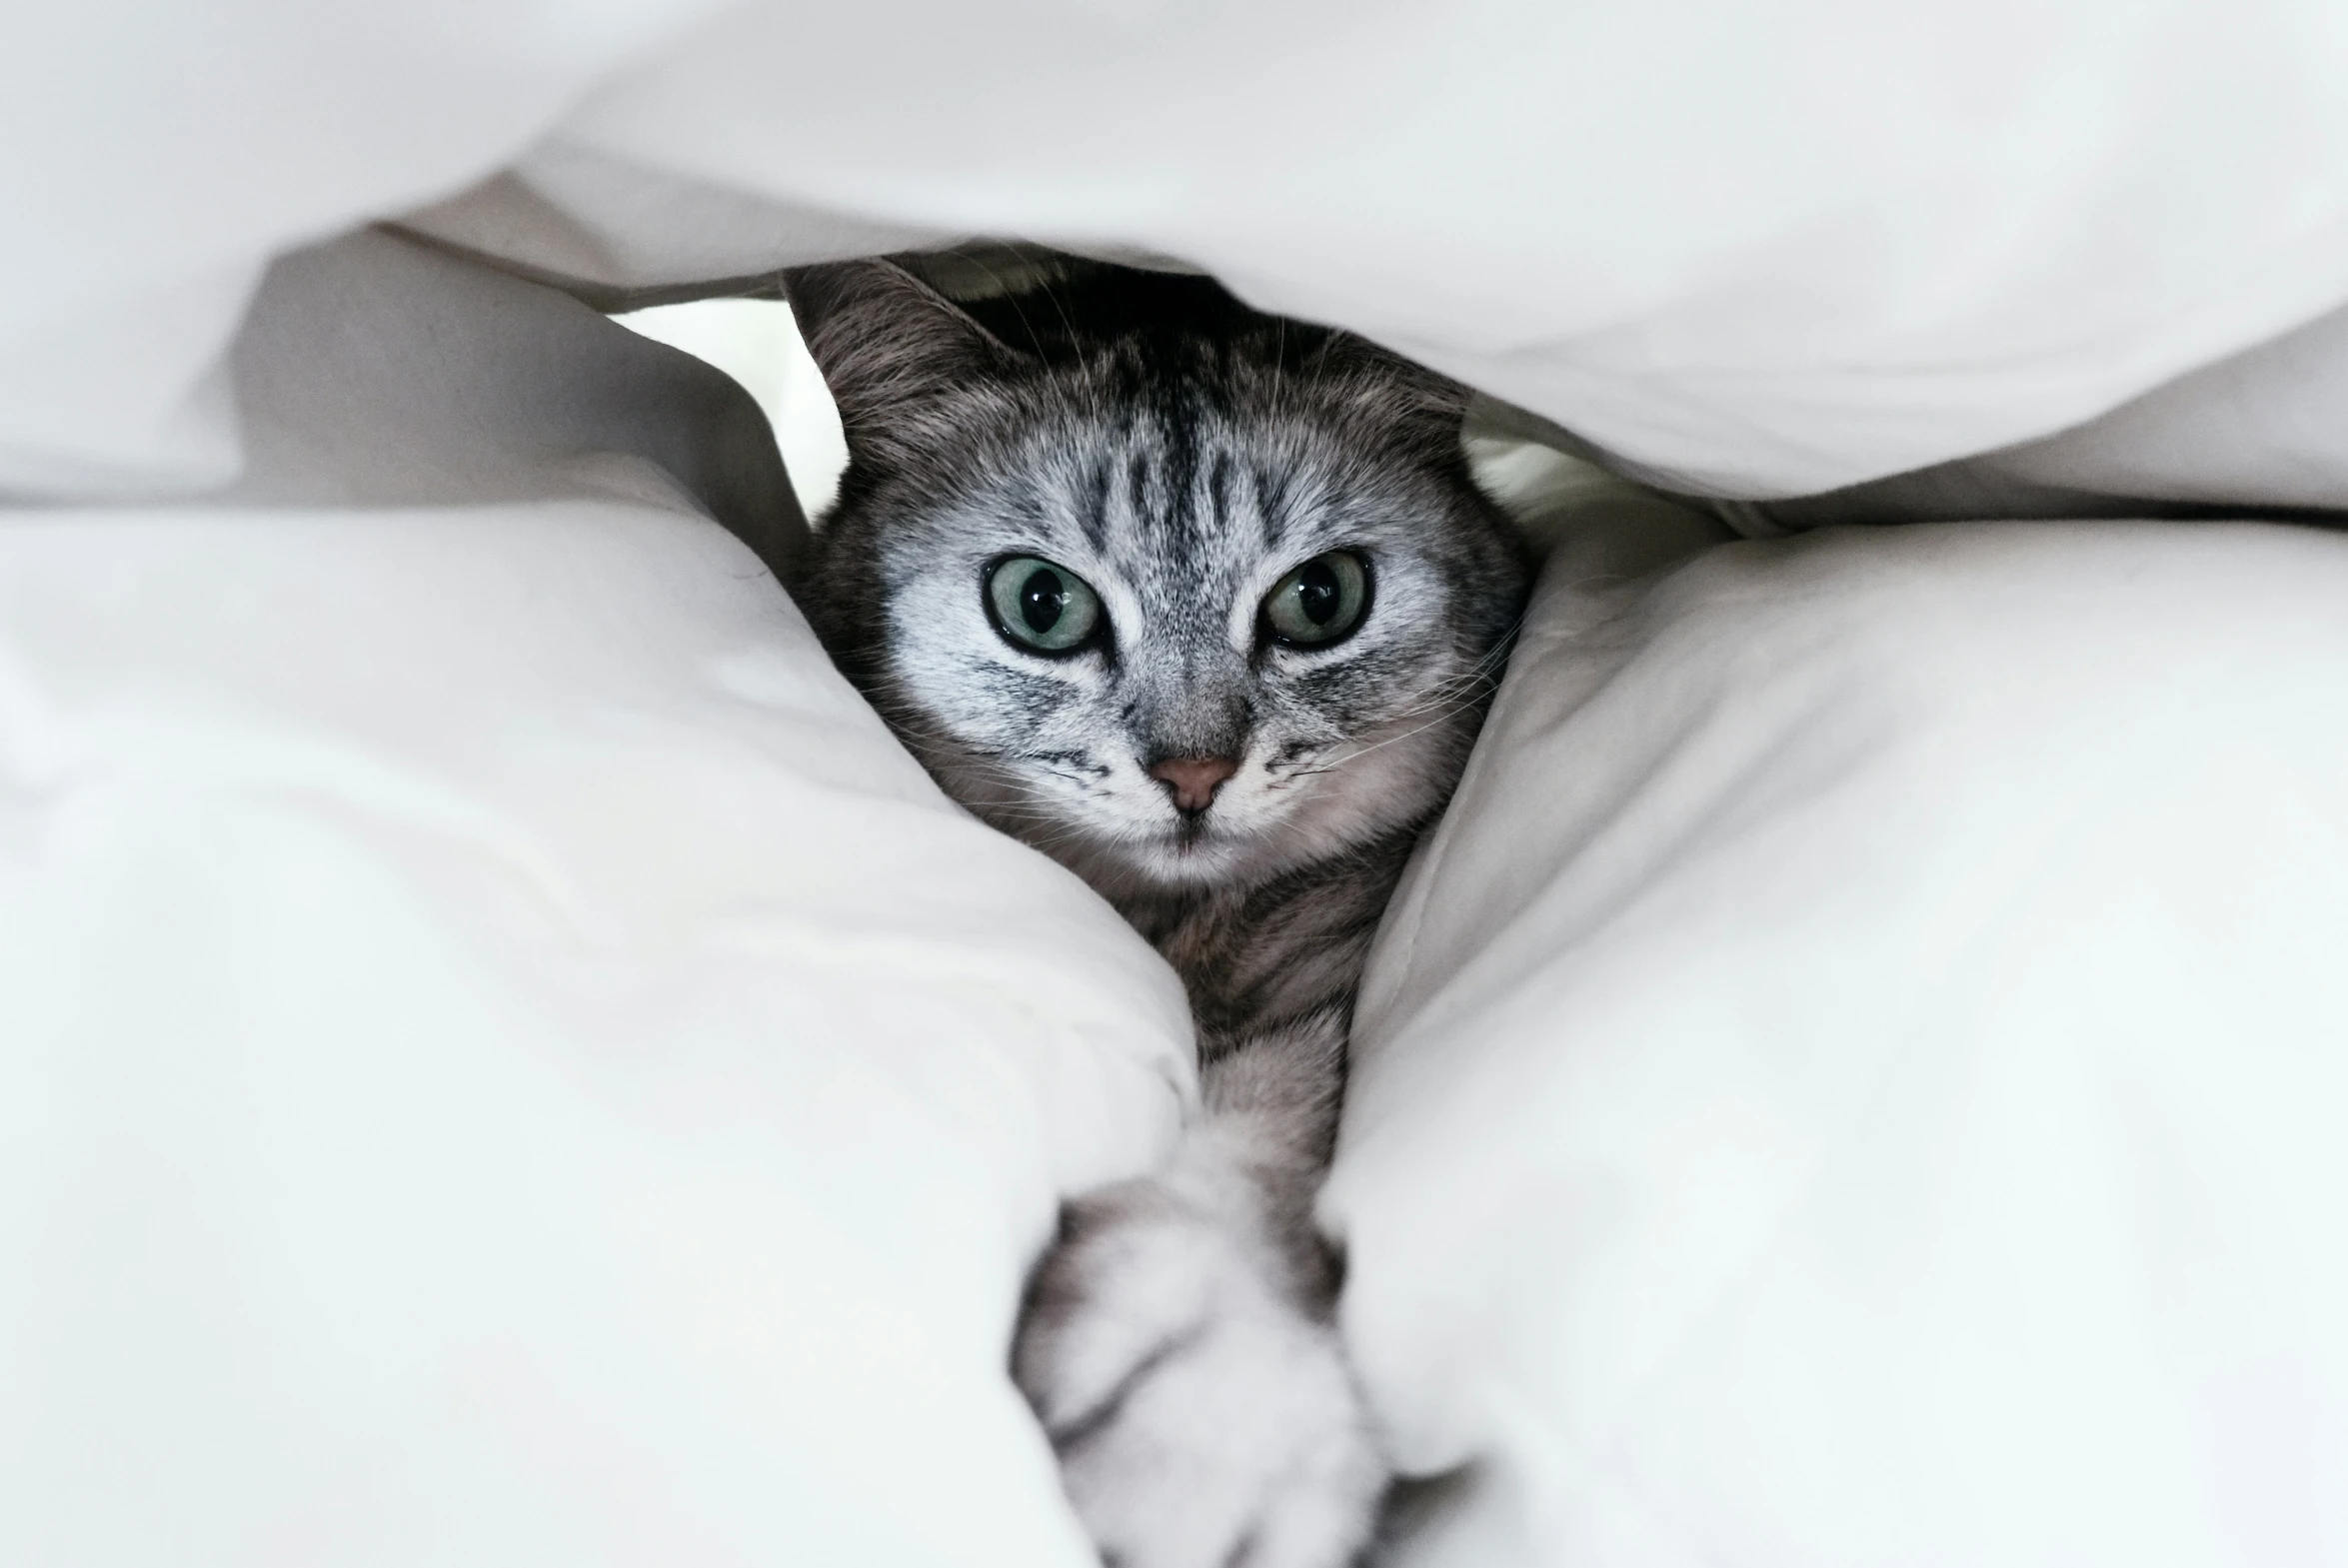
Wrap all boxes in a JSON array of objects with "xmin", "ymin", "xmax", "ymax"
[{"xmin": 612, "ymin": 298, "xmax": 847, "ymax": 525}]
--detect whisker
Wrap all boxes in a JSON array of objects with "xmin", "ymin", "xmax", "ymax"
[{"xmin": 1284, "ymin": 695, "xmax": 1488, "ymax": 780}]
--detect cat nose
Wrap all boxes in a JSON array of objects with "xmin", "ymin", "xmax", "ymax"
[{"xmin": 1148, "ymin": 756, "xmax": 1239, "ymax": 813}]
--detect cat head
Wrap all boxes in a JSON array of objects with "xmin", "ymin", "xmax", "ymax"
[{"xmin": 788, "ymin": 257, "xmax": 1528, "ymax": 896}]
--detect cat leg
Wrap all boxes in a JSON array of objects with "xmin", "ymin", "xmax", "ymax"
[{"xmin": 1012, "ymin": 1019, "xmax": 1383, "ymax": 1568}]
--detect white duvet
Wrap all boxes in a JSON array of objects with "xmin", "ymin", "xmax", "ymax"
[
  {"xmin": 9, "ymin": 4, "xmax": 2348, "ymax": 1565},
  {"xmin": 2, "ymin": 231, "xmax": 1191, "ymax": 1567},
  {"xmin": 1341, "ymin": 514, "xmax": 2348, "ymax": 1567}
]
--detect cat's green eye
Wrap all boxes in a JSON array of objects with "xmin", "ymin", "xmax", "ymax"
[
  {"xmin": 1261, "ymin": 551, "xmax": 1370, "ymax": 647},
  {"xmin": 987, "ymin": 556, "xmax": 1104, "ymax": 654}
]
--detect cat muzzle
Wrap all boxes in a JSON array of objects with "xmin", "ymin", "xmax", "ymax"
[{"xmin": 1149, "ymin": 756, "xmax": 1238, "ymax": 814}]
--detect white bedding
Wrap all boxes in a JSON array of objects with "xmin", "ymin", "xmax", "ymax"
[
  {"xmin": 1, "ymin": 232, "xmax": 1189, "ymax": 1567},
  {"xmin": 23, "ymin": 1, "xmax": 2348, "ymax": 503},
  {"xmin": 1335, "ymin": 508, "xmax": 2348, "ymax": 1567},
  {"xmin": 12, "ymin": 4, "xmax": 2348, "ymax": 1564}
]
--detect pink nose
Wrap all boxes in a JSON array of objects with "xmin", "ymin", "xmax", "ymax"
[{"xmin": 1149, "ymin": 756, "xmax": 1238, "ymax": 813}]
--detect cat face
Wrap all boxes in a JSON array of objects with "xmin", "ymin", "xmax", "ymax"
[{"xmin": 790, "ymin": 259, "xmax": 1527, "ymax": 894}]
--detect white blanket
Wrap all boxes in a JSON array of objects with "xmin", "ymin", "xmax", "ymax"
[
  {"xmin": 1, "ymin": 231, "xmax": 1190, "ymax": 1567},
  {"xmin": 13, "ymin": 5, "xmax": 2348, "ymax": 1563},
  {"xmin": 1336, "ymin": 507, "xmax": 2348, "ymax": 1567},
  {"xmin": 21, "ymin": 1, "xmax": 2348, "ymax": 502}
]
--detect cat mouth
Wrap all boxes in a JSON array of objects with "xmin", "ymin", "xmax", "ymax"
[
  {"xmin": 1101, "ymin": 805, "xmax": 1300, "ymax": 889},
  {"xmin": 1113, "ymin": 798, "xmax": 1223, "ymax": 851},
  {"xmin": 1158, "ymin": 813, "xmax": 1216, "ymax": 855},
  {"xmin": 1156, "ymin": 806, "xmax": 1267, "ymax": 862}
]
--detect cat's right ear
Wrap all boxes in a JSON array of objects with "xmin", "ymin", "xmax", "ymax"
[{"xmin": 784, "ymin": 259, "xmax": 1025, "ymax": 471}]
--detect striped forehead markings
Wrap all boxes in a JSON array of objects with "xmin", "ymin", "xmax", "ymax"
[
  {"xmin": 1205, "ymin": 449, "xmax": 1234, "ymax": 537},
  {"xmin": 1075, "ymin": 456, "xmax": 1113, "ymax": 554},
  {"xmin": 1124, "ymin": 448, "xmax": 1155, "ymax": 536},
  {"xmin": 1254, "ymin": 460, "xmax": 1296, "ymax": 555}
]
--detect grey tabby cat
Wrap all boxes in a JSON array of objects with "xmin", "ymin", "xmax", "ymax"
[{"xmin": 785, "ymin": 254, "xmax": 1528, "ymax": 1568}]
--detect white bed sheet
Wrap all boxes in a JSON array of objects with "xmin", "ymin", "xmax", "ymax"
[
  {"xmin": 1332, "ymin": 505, "xmax": 2348, "ymax": 1568},
  {"xmin": 24, "ymin": 1, "xmax": 2348, "ymax": 503},
  {"xmin": 0, "ymin": 231, "xmax": 1191, "ymax": 1567},
  {"xmin": 14, "ymin": 8, "xmax": 2348, "ymax": 1560}
]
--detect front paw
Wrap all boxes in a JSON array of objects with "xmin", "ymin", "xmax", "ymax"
[{"xmin": 1013, "ymin": 1179, "xmax": 1385, "ymax": 1568}]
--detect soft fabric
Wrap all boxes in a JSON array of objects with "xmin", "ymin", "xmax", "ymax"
[
  {"xmin": 402, "ymin": 141, "xmax": 955, "ymax": 309},
  {"xmin": 1327, "ymin": 509, "xmax": 2348, "ymax": 1567},
  {"xmin": 19, "ymin": 9, "xmax": 2348, "ymax": 1561},
  {"xmin": 1, "ymin": 0, "xmax": 752, "ymax": 500},
  {"xmin": 0, "ymin": 231, "xmax": 1191, "ymax": 1566},
  {"xmin": 27, "ymin": 1, "xmax": 2348, "ymax": 501},
  {"xmin": 217, "ymin": 229, "xmax": 802, "ymax": 563},
  {"xmin": 1757, "ymin": 297, "xmax": 2348, "ymax": 529},
  {"xmin": 536, "ymin": 0, "xmax": 2348, "ymax": 498}
]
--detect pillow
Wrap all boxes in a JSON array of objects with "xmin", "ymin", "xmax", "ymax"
[
  {"xmin": 0, "ymin": 229, "xmax": 1190, "ymax": 1566},
  {"xmin": 1326, "ymin": 509, "xmax": 2348, "ymax": 1566}
]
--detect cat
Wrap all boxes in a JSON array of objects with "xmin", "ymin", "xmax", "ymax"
[{"xmin": 784, "ymin": 252, "xmax": 1529, "ymax": 1568}]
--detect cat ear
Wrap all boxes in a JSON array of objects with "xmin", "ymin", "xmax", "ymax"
[
  {"xmin": 1305, "ymin": 332, "xmax": 1476, "ymax": 459},
  {"xmin": 784, "ymin": 259, "xmax": 1026, "ymax": 469}
]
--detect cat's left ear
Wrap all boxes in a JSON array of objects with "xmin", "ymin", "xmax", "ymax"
[
  {"xmin": 784, "ymin": 259, "xmax": 1028, "ymax": 471},
  {"xmin": 1306, "ymin": 331, "xmax": 1476, "ymax": 459}
]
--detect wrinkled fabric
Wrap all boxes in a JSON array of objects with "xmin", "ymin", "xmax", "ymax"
[
  {"xmin": 16, "ymin": 8, "xmax": 2348, "ymax": 1562},
  {"xmin": 0, "ymin": 231, "xmax": 1191, "ymax": 1568},
  {"xmin": 22, "ymin": 2, "xmax": 2348, "ymax": 499},
  {"xmin": 1, "ymin": 0, "xmax": 733, "ymax": 497},
  {"xmin": 547, "ymin": 0, "xmax": 2348, "ymax": 498},
  {"xmin": 1332, "ymin": 508, "xmax": 2348, "ymax": 1568}
]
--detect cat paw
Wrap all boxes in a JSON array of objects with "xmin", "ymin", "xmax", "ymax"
[{"xmin": 1013, "ymin": 1176, "xmax": 1385, "ymax": 1568}]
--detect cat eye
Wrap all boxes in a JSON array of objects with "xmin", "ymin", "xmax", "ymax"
[
  {"xmin": 986, "ymin": 556, "xmax": 1105, "ymax": 654},
  {"xmin": 1261, "ymin": 551, "xmax": 1370, "ymax": 647}
]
